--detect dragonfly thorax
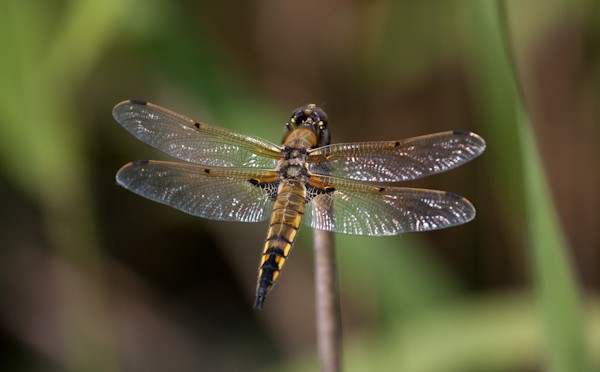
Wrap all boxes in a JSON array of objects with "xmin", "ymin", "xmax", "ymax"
[
  {"xmin": 276, "ymin": 148, "xmax": 309, "ymax": 181},
  {"xmin": 281, "ymin": 164, "xmax": 307, "ymax": 179}
]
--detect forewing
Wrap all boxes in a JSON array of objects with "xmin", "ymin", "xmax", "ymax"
[
  {"xmin": 116, "ymin": 160, "xmax": 278, "ymax": 222},
  {"xmin": 304, "ymin": 177, "xmax": 476, "ymax": 236},
  {"xmin": 113, "ymin": 100, "xmax": 281, "ymax": 168},
  {"xmin": 307, "ymin": 131, "xmax": 485, "ymax": 182}
]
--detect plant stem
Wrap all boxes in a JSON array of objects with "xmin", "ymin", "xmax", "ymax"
[{"xmin": 313, "ymin": 229, "xmax": 341, "ymax": 372}]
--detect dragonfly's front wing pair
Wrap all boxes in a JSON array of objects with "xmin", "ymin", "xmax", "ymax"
[
  {"xmin": 112, "ymin": 100, "xmax": 486, "ymax": 184},
  {"xmin": 116, "ymin": 160, "xmax": 476, "ymax": 236}
]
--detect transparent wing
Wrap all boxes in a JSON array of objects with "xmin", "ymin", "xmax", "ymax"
[
  {"xmin": 307, "ymin": 131, "xmax": 486, "ymax": 182},
  {"xmin": 113, "ymin": 100, "xmax": 281, "ymax": 168},
  {"xmin": 304, "ymin": 176, "xmax": 476, "ymax": 236},
  {"xmin": 116, "ymin": 160, "xmax": 278, "ymax": 222}
]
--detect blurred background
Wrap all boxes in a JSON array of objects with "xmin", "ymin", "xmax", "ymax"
[{"xmin": 0, "ymin": 1, "xmax": 599, "ymax": 371}]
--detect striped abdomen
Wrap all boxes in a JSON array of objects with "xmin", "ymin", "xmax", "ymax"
[{"xmin": 254, "ymin": 181, "xmax": 306, "ymax": 309}]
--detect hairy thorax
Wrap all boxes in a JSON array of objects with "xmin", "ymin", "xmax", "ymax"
[{"xmin": 276, "ymin": 146, "xmax": 309, "ymax": 182}]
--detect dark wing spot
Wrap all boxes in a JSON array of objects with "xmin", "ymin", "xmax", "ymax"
[
  {"xmin": 445, "ymin": 191, "xmax": 464, "ymax": 199},
  {"xmin": 204, "ymin": 168, "xmax": 211, "ymax": 174},
  {"xmin": 194, "ymin": 122, "xmax": 201, "ymax": 129},
  {"xmin": 378, "ymin": 187, "xmax": 386, "ymax": 192},
  {"xmin": 306, "ymin": 185, "xmax": 335, "ymax": 201},
  {"xmin": 130, "ymin": 99, "xmax": 147, "ymax": 106},
  {"xmin": 249, "ymin": 180, "xmax": 280, "ymax": 200},
  {"xmin": 394, "ymin": 141, "xmax": 400, "ymax": 147},
  {"xmin": 453, "ymin": 130, "xmax": 470, "ymax": 136},
  {"xmin": 132, "ymin": 160, "xmax": 150, "ymax": 166}
]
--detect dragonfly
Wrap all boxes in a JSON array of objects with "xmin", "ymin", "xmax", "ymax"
[{"xmin": 113, "ymin": 100, "xmax": 486, "ymax": 309}]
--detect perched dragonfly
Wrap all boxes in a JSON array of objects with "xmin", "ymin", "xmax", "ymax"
[{"xmin": 114, "ymin": 100, "xmax": 486, "ymax": 309}]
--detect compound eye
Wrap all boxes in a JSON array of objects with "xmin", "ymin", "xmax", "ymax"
[
  {"xmin": 290, "ymin": 108, "xmax": 305, "ymax": 125},
  {"xmin": 289, "ymin": 105, "xmax": 328, "ymax": 127},
  {"xmin": 313, "ymin": 110, "xmax": 328, "ymax": 128}
]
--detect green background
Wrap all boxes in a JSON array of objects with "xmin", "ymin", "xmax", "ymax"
[{"xmin": 0, "ymin": 1, "xmax": 598, "ymax": 371}]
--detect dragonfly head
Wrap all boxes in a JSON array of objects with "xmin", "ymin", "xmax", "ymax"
[{"xmin": 286, "ymin": 104, "xmax": 331, "ymax": 146}]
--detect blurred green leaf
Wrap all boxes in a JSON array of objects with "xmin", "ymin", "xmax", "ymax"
[
  {"xmin": 281, "ymin": 295, "xmax": 600, "ymax": 372},
  {"xmin": 466, "ymin": 2, "xmax": 591, "ymax": 371},
  {"xmin": 337, "ymin": 234, "xmax": 461, "ymax": 320},
  {"xmin": 0, "ymin": 0, "xmax": 136, "ymax": 371},
  {"xmin": 519, "ymin": 111, "xmax": 591, "ymax": 371}
]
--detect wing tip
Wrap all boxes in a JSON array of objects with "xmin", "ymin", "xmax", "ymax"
[
  {"xmin": 112, "ymin": 99, "xmax": 149, "ymax": 121},
  {"xmin": 115, "ymin": 160, "xmax": 151, "ymax": 186},
  {"xmin": 445, "ymin": 191, "xmax": 477, "ymax": 221},
  {"xmin": 453, "ymin": 130, "xmax": 487, "ymax": 151}
]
